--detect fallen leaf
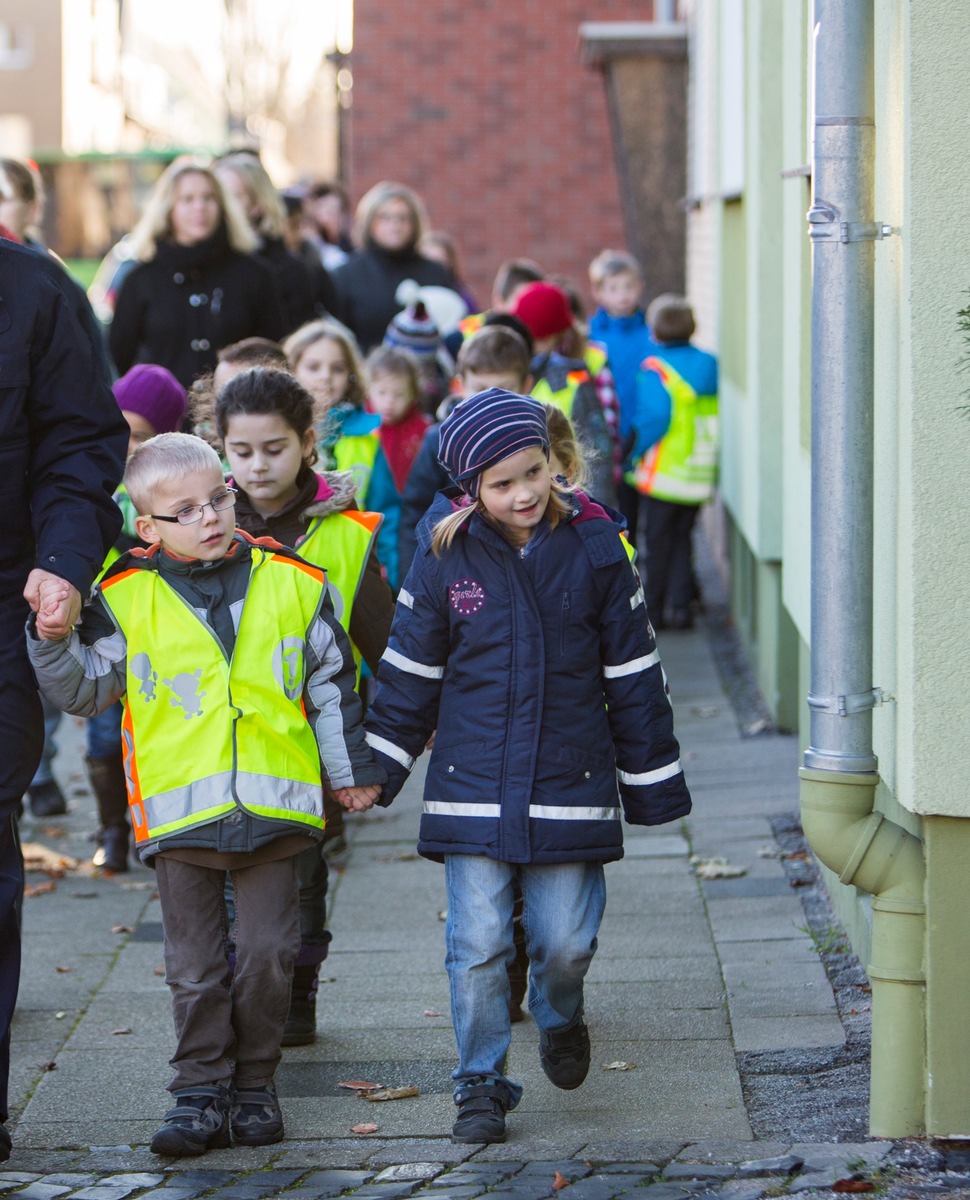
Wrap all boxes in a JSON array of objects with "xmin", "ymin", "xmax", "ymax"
[
  {"xmin": 366, "ymin": 1085, "xmax": 420, "ymax": 1102},
  {"xmin": 350, "ymin": 1122, "xmax": 379, "ymax": 1134},
  {"xmin": 437, "ymin": 909, "xmax": 448, "ymax": 922},
  {"xmin": 338, "ymin": 1079, "xmax": 385, "ymax": 1091},
  {"xmin": 832, "ymin": 1178, "xmax": 874, "ymax": 1193},
  {"xmin": 111, "ymin": 1027, "xmax": 133, "ymax": 1036},
  {"xmin": 691, "ymin": 857, "xmax": 747, "ymax": 879},
  {"xmin": 42, "ymin": 1061, "xmax": 57, "ymax": 1072},
  {"xmin": 24, "ymin": 881, "xmax": 56, "ymax": 897},
  {"xmin": 785, "ymin": 850, "xmax": 810, "ymax": 862},
  {"xmin": 110, "ymin": 924, "xmax": 133, "ymax": 934},
  {"xmin": 55, "ymin": 966, "xmax": 72, "ymax": 974},
  {"xmin": 153, "ymin": 966, "xmax": 165, "ymax": 977},
  {"xmin": 552, "ymin": 1171, "xmax": 571, "ymax": 1191},
  {"xmin": 55, "ymin": 1011, "xmax": 66, "ymax": 1020},
  {"xmin": 424, "ymin": 1009, "xmax": 442, "ymax": 1018},
  {"xmin": 757, "ymin": 845, "xmax": 783, "ymax": 858},
  {"xmin": 602, "ymin": 1061, "xmax": 636, "ymax": 1071},
  {"xmin": 21, "ymin": 842, "xmax": 77, "ymax": 875}
]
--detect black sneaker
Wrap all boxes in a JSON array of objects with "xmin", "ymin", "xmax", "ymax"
[
  {"xmin": 230, "ymin": 1081, "xmax": 284, "ymax": 1146},
  {"xmin": 28, "ymin": 779, "xmax": 67, "ymax": 818},
  {"xmin": 0, "ymin": 1122, "xmax": 10, "ymax": 1163},
  {"xmin": 451, "ymin": 1078, "xmax": 508, "ymax": 1144},
  {"xmin": 539, "ymin": 1020, "xmax": 590, "ymax": 1090},
  {"xmin": 282, "ymin": 965, "xmax": 319, "ymax": 1046},
  {"xmin": 150, "ymin": 1087, "xmax": 230, "ymax": 1157}
]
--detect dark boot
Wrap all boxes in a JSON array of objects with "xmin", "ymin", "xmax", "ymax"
[
  {"xmin": 282, "ymin": 964, "xmax": 319, "ymax": 1046},
  {"xmin": 28, "ymin": 778, "xmax": 67, "ymax": 817},
  {"xmin": 451, "ymin": 1077, "xmax": 509, "ymax": 1144},
  {"xmin": 87, "ymin": 754, "xmax": 131, "ymax": 873},
  {"xmin": 507, "ymin": 915, "xmax": 530, "ymax": 1023}
]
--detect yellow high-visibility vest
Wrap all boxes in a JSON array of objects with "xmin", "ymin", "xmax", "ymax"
[
  {"xmin": 296, "ymin": 508, "xmax": 382, "ymax": 679},
  {"xmin": 628, "ymin": 356, "xmax": 718, "ymax": 504},
  {"xmin": 99, "ymin": 547, "xmax": 328, "ymax": 845}
]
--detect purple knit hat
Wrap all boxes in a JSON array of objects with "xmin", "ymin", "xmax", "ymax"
[
  {"xmin": 437, "ymin": 387, "xmax": 550, "ymax": 498},
  {"xmin": 112, "ymin": 364, "xmax": 187, "ymax": 435}
]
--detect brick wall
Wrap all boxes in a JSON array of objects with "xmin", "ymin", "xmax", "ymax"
[{"xmin": 348, "ymin": 1, "xmax": 655, "ymax": 313}]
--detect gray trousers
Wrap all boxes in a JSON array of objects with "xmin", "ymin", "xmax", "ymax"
[{"xmin": 154, "ymin": 855, "xmax": 300, "ymax": 1094}]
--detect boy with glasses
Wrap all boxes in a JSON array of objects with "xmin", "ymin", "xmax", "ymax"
[{"xmin": 27, "ymin": 432, "xmax": 384, "ymax": 1157}]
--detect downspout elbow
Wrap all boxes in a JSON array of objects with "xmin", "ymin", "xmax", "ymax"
[
  {"xmin": 800, "ymin": 766, "xmax": 926, "ymax": 1137},
  {"xmin": 799, "ymin": 767, "xmax": 924, "ymax": 906}
]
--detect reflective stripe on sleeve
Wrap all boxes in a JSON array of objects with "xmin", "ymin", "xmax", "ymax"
[
  {"xmin": 398, "ymin": 589, "xmax": 414, "ymax": 609},
  {"xmin": 630, "ymin": 585, "xmax": 645, "ymax": 611},
  {"xmin": 381, "ymin": 646, "xmax": 445, "ymax": 679},
  {"xmin": 617, "ymin": 759, "xmax": 683, "ymax": 786},
  {"xmin": 365, "ymin": 732, "xmax": 415, "ymax": 771},
  {"xmin": 603, "ymin": 649, "xmax": 661, "ymax": 678}
]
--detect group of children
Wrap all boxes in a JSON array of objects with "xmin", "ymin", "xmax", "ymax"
[{"xmin": 25, "ymin": 246, "xmax": 713, "ymax": 1153}]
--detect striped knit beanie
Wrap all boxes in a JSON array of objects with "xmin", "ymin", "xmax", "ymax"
[{"xmin": 437, "ymin": 387, "xmax": 550, "ymax": 498}]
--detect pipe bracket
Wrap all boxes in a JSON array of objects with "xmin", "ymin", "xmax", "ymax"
[
  {"xmin": 808, "ymin": 687, "xmax": 886, "ymax": 716},
  {"xmin": 841, "ymin": 221, "xmax": 895, "ymax": 243}
]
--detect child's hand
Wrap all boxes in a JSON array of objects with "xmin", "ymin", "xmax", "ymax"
[
  {"xmin": 333, "ymin": 783, "xmax": 382, "ymax": 812},
  {"xmin": 25, "ymin": 569, "xmax": 81, "ymax": 641}
]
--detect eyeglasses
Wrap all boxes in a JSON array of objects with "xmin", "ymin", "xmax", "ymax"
[{"xmin": 150, "ymin": 488, "xmax": 237, "ymax": 526}]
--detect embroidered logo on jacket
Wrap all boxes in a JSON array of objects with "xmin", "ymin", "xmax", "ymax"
[{"xmin": 450, "ymin": 579, "xmax": 486, "ymax": 614}]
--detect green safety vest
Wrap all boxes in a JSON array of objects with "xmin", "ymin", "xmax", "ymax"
[
  {"xmin": 628, "ymin": 356, "xmax": 718, "ymax": 504},
  {"xmin": 333, "ymin": 433, "xmax": 379, "ymax": 506},
  {"xmin": 99, "ymin": 546, "xmax": 328, "ymax": 846},
  {"xmin": 531, "ymin": 364, "xmax": 590, "ymax": 419},
  {"xmin": 296, "ymin": 508, "xmax": 382, "ymax": 680}
]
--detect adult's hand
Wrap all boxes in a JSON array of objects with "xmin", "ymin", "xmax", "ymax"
[{"xmin": 24, "ymin": 568, "xmax": 82, "ymax": 640}]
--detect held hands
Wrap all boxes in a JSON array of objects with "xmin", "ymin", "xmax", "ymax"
[
  {"xmin": 24, "ymin": 569, "xmax": 82, "ymax": 641},
  {"xmin": 333, "ymin": 783, "xmax": 383, "ymax": 812}
]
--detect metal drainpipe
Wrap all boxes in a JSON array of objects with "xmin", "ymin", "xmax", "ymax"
[{"xmin": 799, "ymin": 0, "xmax": 925, "ymax": 1136}]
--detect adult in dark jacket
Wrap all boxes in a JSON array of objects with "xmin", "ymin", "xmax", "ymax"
[
  {"xmin": 330, "ymin": 180, "xmax": 455, "ymax": 352},
  {"xmin": 215, "ymin": 154, "xmax": 337, "ymax": 336},
  {"xmin": 109, "ymin": 157, "xmax": 286, "ymax": 389},
  {"xmin": 0, "ymin": 239, "xmax": 128, "ymax": 1161}
]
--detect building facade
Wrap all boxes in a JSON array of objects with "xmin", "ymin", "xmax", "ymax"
[{"xmin": 684, "ymin": 0, "xmax": 970, "ymax": 1135}]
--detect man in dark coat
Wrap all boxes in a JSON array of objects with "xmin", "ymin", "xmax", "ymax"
[{"xmin": 0, "ymin": 240, "xmax": 128, "ymax": 1160}]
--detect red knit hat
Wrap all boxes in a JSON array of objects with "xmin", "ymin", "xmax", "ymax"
[{"xmin": 510, "ymin": 281, "xmax": 574, "ymax": 341}]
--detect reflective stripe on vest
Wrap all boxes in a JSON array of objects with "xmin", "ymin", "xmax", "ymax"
[
  {"xmin": 296, "ymin": 509, "xmax": 382, "ymax": 682},
  {"xmin": 628, "ymin": 356, "xmax": 718, "ymax": 503},
  {"xmin": 531, "ymin": 367, "xmax": 590, "ymax": 419},
  {"xmin": 100, "ymin": 548, "xmax": 327, "ymax": 844},
  {"xmin": 333, "ymin": 433, "xmax": 379, "ymax": 505}
]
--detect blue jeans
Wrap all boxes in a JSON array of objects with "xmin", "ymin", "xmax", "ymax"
[
  {"xmin": 86, "ymin": 702, "xmax": 123, "ymax": 760},
  {"xmin": 29, "ymin": 695, "xmax": 62, "ymax": 788},
  {"xmin": 444, "ymin": 855, "xmax": 606, "ymax": 1107}
]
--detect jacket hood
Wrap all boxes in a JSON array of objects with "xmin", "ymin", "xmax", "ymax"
[{"xmin": 301, "ymin": 470, "xmax": 357, "ymax": 519}]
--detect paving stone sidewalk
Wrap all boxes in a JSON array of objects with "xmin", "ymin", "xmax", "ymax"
[{"xmin": 9, "ymin": 595, "xmax": 956, "ymax": 1196}]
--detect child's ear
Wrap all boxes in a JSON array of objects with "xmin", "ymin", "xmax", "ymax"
[
  {"xmin": 135, "ymin": 514, "xmax": 161, "ymax": 545},
  {"xmin": 522, "ymin": 373, "xmax": 534, "ymax": 393},
  {"xmin": 301, "ymin": 427, "xmax": 316, "ymax": 460}
]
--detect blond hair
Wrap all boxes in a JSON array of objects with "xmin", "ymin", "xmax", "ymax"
[
  {"xmin": 124, "ymin": 432, "xmax": 224, "ymax": 514},
  {"xmin": 588, "ymin": 248, "xmax": 643, "ymax": 288},
  {"xmin": 215, "ymin": 153, "xmax": 287, "ymax": 240},
  {"xmin": 127, "ymin": 157, "xmax": 257, "ymax": 262},
  {"xmin": 430, "ymin": 482, "xmax": 572, "ymax": 557},
  {"xmin": 542, "ymin": 403, "xmax": 587, "ymax": 488},
  {"xmin": 353, "ymin": 180, "xmax": 428, "ymax": 250},
  {"xmin": 283, "ymin": 319, "xmax": 367, "ymax": 409}
]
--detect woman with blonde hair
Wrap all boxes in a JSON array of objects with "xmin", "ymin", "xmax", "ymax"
[
  {"xmin": 331, "ymin": 179, "xmax": 456, "ymax": 353},
  {"xmin": 215, "ymin": 153, "xmax": 337, "ymax": 335},
  {"xmin": 110, "ymin": 156, "xmax": 285, "ymax": 389}
]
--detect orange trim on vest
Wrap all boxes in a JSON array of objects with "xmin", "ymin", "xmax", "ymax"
[
  {"xmin": 342, "ymin": 509, "xmax": 382, "ymax": 534},
  {"xmin": 100, "ymin": 567, "xmax": 144, "ymax": 591},
  {"xmin": 269, "ymin": 553, "xmax": 326, "ymax": 585},
  {"xmin": 121, "ymin": 703, "xmax": 149, "ymax": 843}
]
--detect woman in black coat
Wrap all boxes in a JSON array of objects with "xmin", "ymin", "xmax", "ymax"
[
  {"xmin": 109, "ymin": 157, "xmax": 286, "ymax": 389},
  {"xmin": 330, "ymin": 180, "xmax": 456, "ymax": 352},
  {"xmin": 215, "ymin": 153, "xmax": 338, "ymax": 337}
]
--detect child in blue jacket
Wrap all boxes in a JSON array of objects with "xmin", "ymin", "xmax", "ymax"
[{"xmin": 360, "ymin": 388, "xmax": 692, "ymax": 1145}]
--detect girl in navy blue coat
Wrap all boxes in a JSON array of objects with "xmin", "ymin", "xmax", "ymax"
[{"xmin": 361, "ymin": 388, "xmax": 692, "ymax": 1144}]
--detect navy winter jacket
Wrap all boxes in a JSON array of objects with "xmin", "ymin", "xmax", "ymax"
[{"xmin": 364, "ymin": 489, "xmax": 692, "ymax": 864}]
